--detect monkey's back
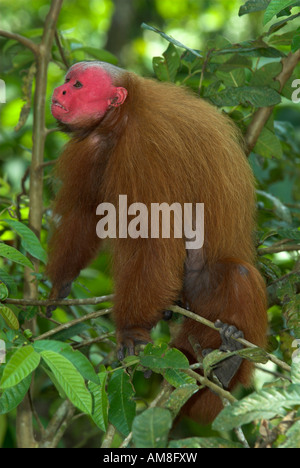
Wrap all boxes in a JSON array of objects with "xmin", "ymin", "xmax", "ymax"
[{"xmin": 105, "ymin": 73, "xmax": 256, "ymax": 264}]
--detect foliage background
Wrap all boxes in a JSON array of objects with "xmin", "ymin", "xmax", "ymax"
[{"xmin": 0, "ymin": 0, "xmax": 300, "ymax": 449}]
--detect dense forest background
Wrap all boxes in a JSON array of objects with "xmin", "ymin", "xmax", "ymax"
[{"xmin": 0, "ymin": 0, "xmax": 300, "ymax": 449}]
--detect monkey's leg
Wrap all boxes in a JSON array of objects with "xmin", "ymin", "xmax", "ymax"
[
  {"xmin": 113, "ymin": 238, "xmax": 185, "ymax": 359},
  {"xmin": 173, "ymin": 258, "xmax": 267, "ymax": 423},
  {"xmin": 46, "ymin": 209, "xmax": 101, "ymax": 316}
]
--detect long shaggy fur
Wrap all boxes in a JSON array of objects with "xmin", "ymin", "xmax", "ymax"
[{"xmin": 47, "ymin": 67, "xmax": 268, "ymax": 423}]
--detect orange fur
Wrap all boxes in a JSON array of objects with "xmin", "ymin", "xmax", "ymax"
[{"xmin": 47, "ymin": 67, "xmax": 268, "ymax": 423}]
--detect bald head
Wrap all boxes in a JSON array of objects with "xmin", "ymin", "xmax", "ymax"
[
  {"xmin": 51, "ymin": 61, "xmax": 128, "ymax": 125},
  {"xmin": 68, "ymin": 61, "xmax": 126, "ymax": 82}
]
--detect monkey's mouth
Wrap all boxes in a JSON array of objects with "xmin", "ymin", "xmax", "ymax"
[{"xmin": 52, "ymin": 100, "xmax": 68, "ymax": 112}]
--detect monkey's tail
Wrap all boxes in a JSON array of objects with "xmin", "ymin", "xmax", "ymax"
[{"xmin": 172, "ymin": 258, "xmax": 268, "ymax": 424}]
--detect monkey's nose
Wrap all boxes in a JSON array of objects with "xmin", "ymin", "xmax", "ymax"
[{"xmin": 62, "ymin": 90, "xmax": 66, "ymax": 95}]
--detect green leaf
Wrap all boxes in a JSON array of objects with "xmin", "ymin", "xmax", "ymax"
[
  {"xmin": 279, "ymin": 420, "xmax": 300, "ymax": 448},
  {"xmin": 209, "ymin": 86, "xmax": 281, "ymax": 108},
  {"xmin": 268, "ymin": 31, "xmax": 295, "ymax": 46},
  {"xmin": 169, "ymin": 437, "xmax": 244, "ymax": 448},
  {"xmin": 0, "ymin": 346, "xmax": 40, "ymax": 389},
  {"xmin": 0, "ymin": 375, "xmax": 32, "ymax": 415},
  {"xmin": 214, "ymin": 40, "xmax": 284, "ymax": 58},
  {"xmin": 239, "ymin": 0, "xmax": 270, "ymax": 16},
  {"xmin": 266, "ymin": 12, "xmax": 300, "ymax": 35},
  {"xmin": 291, "ymin": 28, "xmax": 300, "ymax": 52},
  {"xmin": 0, "ymin": 305, "xmax": 19, "ymax": 330},
  {"xmin": 284, "ymin": 296, "xmax": 300, "ymax": 338},
  {"xmin": 108, "ymin": 369, "xmax": 136, "ymax": 436},
  {"xmin": 60, "ymin": 348, "xmax": 99, "ymax": 384},
  {"xmin": 213, "ymin": 384, "xmax": 300, "ymax": 431},
  {"xmin": 291, "ymin": 358, "xmax": 300, "ymax": 384},
  {"xmin": 49, "ymin": 323, "xmax": 90, "ymax": 341},
  {"xmin": 89, "ymin": 371, "xmax": 108, "ymax": 431},
  {"xmin": 202, "ymin": 347, "xmax": 268, "ymax": 370},
  {"xmin": 249, "ymin": 62, "xmax": 282, "ymax": 87},
  {"xmin": 0, "ymin": 243, "xmax": 33, "ymax": 270},
  {"xmin": 254, "ymin": 127, "xmax": 283, "ymax": 159},
  {"xmin": 33, "ymin": 340, "xmax": 71, "ymax": 354},
  {"xmin": 164, "ymin": 368, "xmax": 196, "ymax": 387},
  {"xmin": 132, "ymin": 407, "xmax": 172, "ymax": 448},
  {"xmin": 2, "ymin": 219, "xmax": 47, "ymax": 264},
  {"xmin": 264, "ymin": 0, "xmax": 297, "ymax": 24},
  {"xmin": 71, "ymin": 47, "xmax": 118, "ymax": 64},
  {"xmin": 40, "ymin": 350, "xmax": 92, "ymax": 415},
  {"xmin": 165, "ymin": 384, "xmax": 199, "ymax": 418},
  {"xmin": 34, "ymin": 340, "xmax": 99, "ymax": 384},
  {"xmin": 216, "ymin": 68, "xmax": 246, "ymax": 87},
  {"xmin": 277, "ymin": 228, "xmax": 300, "ymax": 241},
  {"xmin": 0, "ymin": 281, "xmax": 8, "ymax": 301},
  {"xmin": 202, "ymin": 349, "xmax": 228, "ymax": 377},
  {"xmin": 153, "ymin": 43, "xmax": 181, "ymax": 82},
  {"xmin": 235, "ymin": 347, "xmax": 269, "ymax": 364},
  {"xmin": 0, "ymin": 269, "xmax": 17, "ymax": 296},
  {"xmin": 140, "ymin": 343, "xmax": 190, "ymax": 371}
]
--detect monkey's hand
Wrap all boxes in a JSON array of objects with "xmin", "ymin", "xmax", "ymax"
[
  {"xmin": 46, "ymin": 282, "xmax": 72, "ymax": 318},
  {"xmin": 202, "ymin": 320, "xmax": 244, "ymax": 389},
  {"xmin": 116, "ymin": 327, "xmax": 151, "ymax": 360}
]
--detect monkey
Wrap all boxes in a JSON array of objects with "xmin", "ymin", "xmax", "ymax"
[{"xmin": 46, "ymin": 61, "xmax": 268, "ymax": 423}]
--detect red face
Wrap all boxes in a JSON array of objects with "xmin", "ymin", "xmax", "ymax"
[{"xmin": 51, "ymin": 63, "xmax": 128, "ymax": 125}]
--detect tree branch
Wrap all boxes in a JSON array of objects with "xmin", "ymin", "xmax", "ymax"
[
  {"xmin": 16, "ymin": 0, "xmax": 64, "ymax": 449},
  {"xmin": 34, "ymin": 308, "xmax": 112, "ymax": 341},
  {"xmin": 245, "ymin": 49, "xmax": 300, "ymax": 155},
  {"xmin": 258, "ymin": 244, "xmax": 300, "ymax": 255},
  {"xmin": 4, "ymin": 294, "xmax": 113, "ymax": 308},
  {"xmin": 38, "ymin": 400, "xmax": 75, "ymax": 448},
  {"xmin": 0, "ymin": 30, "xmax": 39, "ymax": 55}
]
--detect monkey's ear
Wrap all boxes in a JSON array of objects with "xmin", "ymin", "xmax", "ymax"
[{"xmin": 110, "ymin": 87, "xmax": 128, "ymax": 108}]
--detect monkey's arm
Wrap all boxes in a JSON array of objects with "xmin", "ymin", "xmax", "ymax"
[
  {"xmin": 113, "ymin": 238, "xmax": 185, "ymax": 359},
  {"xmin": 46, "ymin": 208, "xmax": 101, "ymax": 316}
]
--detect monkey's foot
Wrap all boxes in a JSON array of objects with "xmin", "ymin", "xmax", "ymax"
[
  {"xmin": 202, "ymin": 320, "xmax": 244, "ymax": 389},
  {"xmin": 117, "ymin": 327, "xmax": 151, "ymax": 361},
  {"xmin": 162, "ymin": 309, "xmax": 173, "ymax": 321}
]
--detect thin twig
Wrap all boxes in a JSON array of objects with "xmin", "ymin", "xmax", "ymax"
[
  {"xmin": 55, "ymin": 30, "xmax": 69, "ymax": 69},
  {"xmin": 183, "ymin": 368, "xmax": 237, "ymax": 404},
  {"xmin": 4, "ymin": 294, "xmax": 114, "ymax": 308},
  {"xmin": 38, "ymin": 400, "xmax": 76, "ymax": 448},
  {"xmin": 72, "ymin": 332, "xmax": 115, "ymax": 349},
  {"xmin": 34, "ymin": 308, "xmax": 112, "ymax": 341},
  {"xmin": 258, "ymin": 244, "xmax": 300, "ymax": 255},
  {"xmin": 0, "ymin": 30, "xmax": 39, "ymax": 55}
]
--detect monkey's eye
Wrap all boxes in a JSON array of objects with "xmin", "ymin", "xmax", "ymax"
[
  {"xmin": 65, "ymin": 78, "xmax": 70, "ymax": 83},
  {"xmin": 73, "ymin": 81, "xmax": 83, "ymax": 88}
]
